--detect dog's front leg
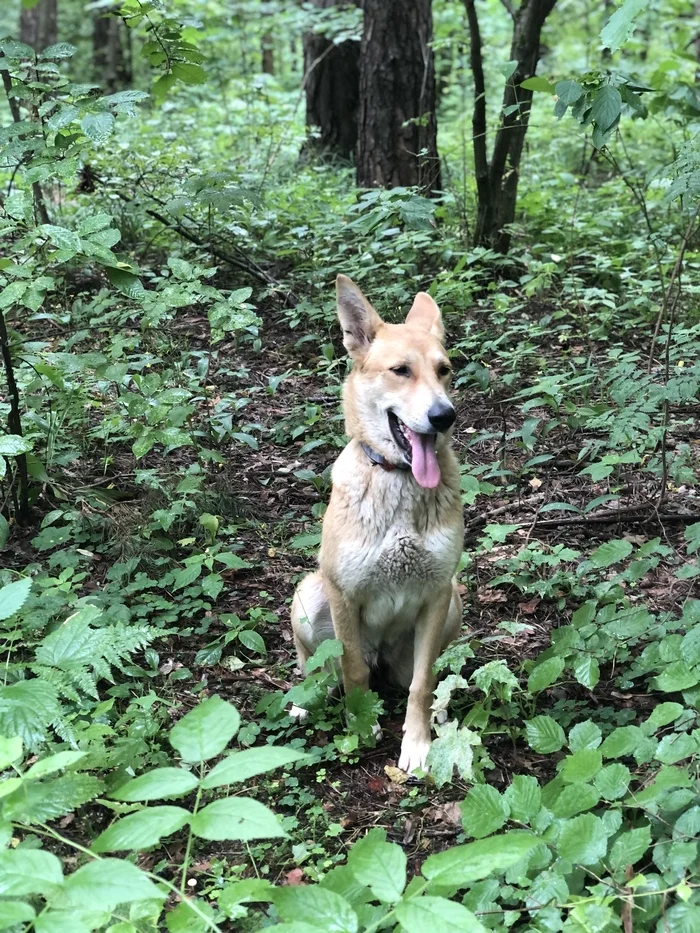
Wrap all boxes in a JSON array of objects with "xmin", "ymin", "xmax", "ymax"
[
  {"xmin": 398, "ymin": 586, "xmax": 452, "ymax": 773},
  {"xmin": 326, "ymin": 581, "xmax": 370, "ymax": 694}
]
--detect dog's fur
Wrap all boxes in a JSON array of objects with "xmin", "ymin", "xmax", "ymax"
[{"xmin": 291, "ymin": 275, "xmax": 463, "ymax": 772}]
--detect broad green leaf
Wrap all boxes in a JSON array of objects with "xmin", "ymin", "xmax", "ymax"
[
  {"xmin": 654, "ymin": 661, "xmax": 699, "ymax": 693},
  {"xmin": 169, "ymin": 696, "xmax": 240, "ymax": 762},
  {"xmin": 0, "ymin": 435, "xmax": 32, "ymax": 456},
  {"xmin": 172, "ymin": 63, "xmax": 207, "ymax": 85},
  {"xmin": 425, "ymin": 720, "xmax": 479, "ymax": 787},
  {"xmin": 0, "ymin": 901, "xmax": 36, "ymax": 929},
  {"xmin": 573, "ymin": 655, "xmax": 600, "ymax": 689},
  {"xmin": 520, "ymin": 76, "xmax": 554, "ymax": 94},
  {"xmin": 93, "ymin": 806, "xmax": 190, "ymax": 852},
  {"xmin": 25, "ymin": 751, "xmax": 86, "ymax": 779},
  {"xmin": 560, "ymin": 749, "xmax": 603, "ymax": 784},
  {"xmin": 202, "ymin": 745, "xmax": 307, "ymax": 788},
  {"xmin": 0, "ymin": 735, "xmax": 22, "ymax": 770},
  {"xmin": 35, "ymin": 605, "xmax": 101, "ymax": 667},
  {"xmin": 527, "ymin": 657, "xmax": 565, "ymax": 693},
  {"xmin": 643, "ymin": 703, "xmax": 684, "ymax": 733},
  {"xmin": 550, "ymin": 783, "xmax": 601, "ymax": 819},
  {"xmin": 347, "ymin": 828, "xmax": 406, "ymax": 904},
  {"xmin": 0, "ymin": 577, "xmax": 31, "ymax": 621},
  {"xmin": 555, "ymin": 79, "xmax": 583, "ymax": 107},
  {"xmin": 191, "ymin": 797, "xmax": 287, "ymax": 841},
  {"xmin": 0, "ymin": 515, "xmax": 8, "ymax": 547},
  {"xmin": 106, "ymin": 267, "xmax": 145, "ymax": 299},
  {"xmin": 685, "ymin": 523, "xmax": 700, "ymax": 555},
  {"xmin": 654, "ymin": 733, "xmax": 700, "ymax": 765},
  {"xmin": 38, "ymin": 224, "xmax": 81, "ymax": 253},
  {"xmin": 594, "ymin": 763, "xmax": 631, "ymax": 800},
  {"xmin": 59, "ymin": 858, "xmax": 164, "ymax": 910},
  {"xmin": 35, "ymin": 909, "xmax": 108, "ymax": 933},
  {"xmin": 609, "ymin": 825, "xmax": 650, "ymax": 873},
  {"xmin": 0, "ymin": 680, "xmax": 60, "ymax": 749},
  {"xmin": 525, "ymin": 870, "xmax": 568, "ymax": 910},
  {"xmin": 557, "ymin": 814, "xmax": 608, "ymax": 865},
  {"xmin": 504, "ymin": 775, "xmax": 541, "ymax": 823},
  {"xmin": 680, "ymin": 627, "xmax": 700, "ymax": 665},
  {"xmin": 460, "ymin": 785, "xmax": 510, "ymax": 838},
  {"xmin": 525, "ymin": 716, "xmax": 566, "ymax": 754},
  {"xmin": 569, "ymin": 721, "xmax": 602, "ymax": 751},
  {"xmin": 110, "ymin": 767, "xmax": 199, "ymax": 801},
  {"xmin": 395, "ymin": 895, "xmax": 487, "ymax": 933},
  {"xmin": 0, "ymin": 849, "xmax": 63, "ymax": 896},
  {"xmin": 600, "ymin": 726, "xmax": 643, "ymax": 759},
  {"xmin": 658, "ymin": 904, "xmax": 700, "ymax": 933},
  {"xmin": 165, "ymin": 898, "xmax": 216, "ymax": 933},
  {"xmin": 589, "ymin": 538, "xmax": 632, "ymax": 568},
  {"xmin": 601, "ymin": 0, "xmax": 648, "ymax": 52},
  {"xmin": 40, "ymin": 42, "xmax": 76, "ymax": 59},
  {"xmin": 81, "ymin": 112, "xmax": 115, "ymax": 143},
  {"xmin": 422, "ymin": 833, "xmax": 538, "ymax": 886},
  {"xmin": 238, "ymin": 629, "xmax": 266, "ymax": 654},
  {"xmin": 273, "ymin": 886, "xmax": 358, "ymax": 933}
]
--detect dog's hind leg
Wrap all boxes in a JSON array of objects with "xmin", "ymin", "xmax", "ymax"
[{"xmin": 290, "ymin": 572, "xmax": 335, "ymax": 719}]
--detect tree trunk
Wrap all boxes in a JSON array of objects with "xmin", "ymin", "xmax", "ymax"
[
  {"xmin": 465, "ymin": 0, "xmax": 557, "ymax": 253},
  {"xmin": 93, "ymin": 9, "xmax": 133, "ymax": 92},
  {"xmin": 20, "ymin": 0, "xmax": 57, "ymax": 52},
  {"xmin": 303, "ymin": 0, "xmax": 362, "ymax": 159},
  {"xmin": 357, "ymin": 0, "xmax": 441, "ymax": 193},
  {"xmin": 262, "ymin": 33, "xmax": 275, "ymax": 74}
]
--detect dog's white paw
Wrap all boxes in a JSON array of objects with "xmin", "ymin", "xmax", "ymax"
[
  {"xmin": 289, "ymin": 704, "xmax": 309, "ymax": 721},
  {"xmin": 372, "ymin": 721, "xmax": 383, "ymax": 742},
  {"xmin": 434, "ymin": 709, "xmax": 448, "ymax": 725},
  {"xmin": 398, "ymin": 736, "xmax": 431, "ymax": 774}
]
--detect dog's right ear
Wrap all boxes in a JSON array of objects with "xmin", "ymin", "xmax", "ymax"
[{"xmin": 336, "ymin": 275, "xmax": 382, "ymax": 360}]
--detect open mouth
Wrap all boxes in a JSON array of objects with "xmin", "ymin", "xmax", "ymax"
[{"xmin": 387, "ymin": 412, "xmax": 441, "ymax": 489}]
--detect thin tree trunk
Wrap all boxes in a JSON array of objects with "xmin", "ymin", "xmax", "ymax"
[
  {"xmin": 262, "ymin": 33, "xmax": 275, "ymax": 74},
  {"xmin": 93, "ymin": 9, "xmax": 132, "ymax": 92},
  {"xmin": 20, "ymin": 0, "xmax": 57, "ymax": 52},
  {"xmin": 465, "ymin": 0, "xmax": 557, "ymax": 252},
  {"xmin": 357, "ymin": 0, "xmax": 441, "ymax": 194},
  {"xmin": 303, "ymin": 0, "xmax": 362, "ymax": 159}
]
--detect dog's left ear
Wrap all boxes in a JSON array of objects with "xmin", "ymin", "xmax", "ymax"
[
  {"xmin": 405, "ymin": 292, "xmax": 444, "ymax": 342},
  {"xmin": 336, "ymin": 275, "xmax": 383, "ymax": 360}
]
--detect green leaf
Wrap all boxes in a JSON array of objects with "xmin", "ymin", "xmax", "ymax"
[
  {"xmin": 0, "ymin": 680, "xmax": 60, "ymax": 748},
  {"xmin": 589, "ymin": 538, "xmax": 632, "ymax": 568},
  {"xmin": 557, "ymin": 814, "xmax": 609, "ymax": 865},
  {"xmin": 600, "ymin": 725, "xmax": 643, "ymax": 759},
  {"xmin": 659, "ymin": 904, "xmax": 700, "ymax": 933},
  {"xmin": 35, "ymin": 911, "xmax": 107, "ymax": 933},
  {"xmin": 0, "ymin": 516, "xmax": 8, "ymax": 548},
  {"xmin": 238, "ymin": 629, "xmax": 266, "ymax": 654},
  {"xmin": 527, "ymin": 657, "xmax": 565, "ymax": 693},
  {"xmin": 685, "ymin": 523, "xmax": 700, "ymax": 555},
  {"xmin": 273, "ymin": 887, "xmax": 358, "ymax": 933},
  {"xmin": 572, "ymin": 655, "xmax": 600, "ymax": 689},
  {"xmin": 569, "ymin": 721, "xmax": 602, "ymax": 751},
  {"xmin": 0, "ymin": 735, "xmax": 22, "ymax": 770},
  {"xmin": 654, "ymin": 661, "xmax": 699, "ymax": 693},
  {"xmin": 520, "ymin": 76, "xmax": 554, "ymax": 94},
  {"xmin": 190, "ymin": 797, "xmax": 288, "ymax": 841},
  {"xmin": 25, "ymin": 751, "xmax": 86, "ymax": 780},
  {"xmin": 503, "ymin": 775, "xmax": 541, "ymax": 823},
  {"xmin": 40, "ymin": 42, "xmax": 76, "ymax": 59},
  {"xmin": 166, "ymin": 898, "xmax": 216, "ymax": 933},
  {"xmin": 421, "ymin": 833, "xmax": 538, "ymax": 886},
  {"xmin": 202, "ymin": 746, "xmax": 307, "ymax": 788},
  {"xmin": 460, "ymin": 785, "xmax": 510, "ymax": 838},
  {"xmin": 0, "ymin": 578, "xmax": 31, "ymax": 622},
  {"xmin": 110, "ymin": 767, "xmax": 199, "ymax": 801},
  {"xmin": 609, "ymin": 825, "xmax": 650, "ymax": 873},
  {"xmin": 555, "ymin": 79, "xmax": 583, "ymax": 107},
  {"xmin": 560, "ymin": 749, "xmax": 603, "ymax": 784},
  {"xmin": 594, "ymin": 763, "xmax": 631, "ymax": 800},
  {"xmin": 654, "ymin": 733, "xmax": 700, "ymax": 765},
  {"xmin": 347, "ymin": 828, "xmax": 406, "ymax": 904},
  {"xmin": 92, "ymin": 806, "xmax": 190, "ymax": 852},
  {"xmin": 525, "ymin": 716, "xmax": 566, "ymax": 753},
  {"xmin": 601, "ymin": 0, "xmax": 648, "ymax": 52},
  {"xmin": 643, "ymin": 702, "xmax": 684, "ymax": 733},
  {"xmin": 0, "ymin": 849, "xmax": 63, "ymax": 896},
  {"xmin": 425, "ymin": 720, "xmax": 479, "ymax": 787},
  {"xmin": 0, "ymin": 435, "xmax": 32, "ymax": 456},
  {"xmin": 106, "ymin": 267, "xmax": 145, "ymax": 299},
  {"xmin": 395, "ymin": 895, "xmax": 487, "ymax": 933},
  {"xmin": 171, "ymin": 63, "xmax": 207, "ymax": 85},
  {"xmin": 169, "ymin": 696, "xmax": 240, "ymax": 762},
  {"xmin": 0, "ymin": 901, "xmax": 36, "ymax": 929},
  {"xmin": 550, "ymin": 783, "xmax": 601, "ymax": 819},
  {"xmin": 58, "ymin": 858, "xmax": 164, "ymax": 910},
  {"xmin": 81, "ymin": 112, "xmax": 115, "ymax": 143},
  {"xmin": 680, "ymin": 627, "xmax": 700, "ymax": 666}
]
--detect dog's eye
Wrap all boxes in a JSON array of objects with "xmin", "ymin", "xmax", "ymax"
[
  {"xmin": 390, "ymin": 365, "xmax": 411, "ymax": 377},
  {"xmin": 438, "ymin": 364, "xmax": 452, "ymax": 378}
]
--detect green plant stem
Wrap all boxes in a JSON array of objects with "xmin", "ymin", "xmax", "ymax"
[
  {"xmin": 180, "ymin": 765, "xmax": 204, "ymax": 895},
  {"xmin": 0, "ymin": 306, "xmax": 29, "ymax": 523}
]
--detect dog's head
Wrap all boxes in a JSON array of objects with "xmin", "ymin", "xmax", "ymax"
[{"xmin": 336, "ymin": 274, "xmax": 455, "ymax": 489}]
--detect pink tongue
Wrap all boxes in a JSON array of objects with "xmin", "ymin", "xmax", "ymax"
[{"xmin": 405, "ymin": 428, "xmax": 441, "ymax": 488}]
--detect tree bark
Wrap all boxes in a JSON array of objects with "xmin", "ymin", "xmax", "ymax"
[
  {"xmin": 357, "ymin": 0, "xmax": 441, "ymax": 193},
  {"xmin": 93, "ymin": 9, "xmax": 133, "ymax": 92},
  {"xmin": 20, "ymin": 0, "xmax": 57, "ymax": 52},
  {"xmin": 303, "ymin": 0, "xmax": 362, "ymax": 159},
  {"xmin": 465, "ymin": 0, "xmax": 557, "ymax": 252}
]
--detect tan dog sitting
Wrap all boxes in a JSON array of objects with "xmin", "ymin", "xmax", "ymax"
[{"xmin": 291, "ymin": 275, "xmax": 463, "ymax": 772}]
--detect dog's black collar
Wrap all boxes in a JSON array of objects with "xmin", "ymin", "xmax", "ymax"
[{"xmin": 360, "ymin": 442, "xmax": 410, "ymax": 472}]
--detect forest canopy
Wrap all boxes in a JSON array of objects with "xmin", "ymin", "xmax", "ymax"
[{"xmin": 1, "ymin": 1, "xmax": 700, "ymax": 932}]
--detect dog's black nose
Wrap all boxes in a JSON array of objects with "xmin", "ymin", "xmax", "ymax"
[{"xmin": 428, "ymin": 402, "xmax": 456, "ymax": 432}]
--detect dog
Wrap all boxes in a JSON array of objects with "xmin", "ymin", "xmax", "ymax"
[{"xmin": 290, "ymin": 275, "xmax": 463, "ymax": 773}]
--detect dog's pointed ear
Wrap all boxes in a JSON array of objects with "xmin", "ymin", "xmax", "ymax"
[
  {"xmin": 336, "ymin": 275, "xmax": 382, "ymax": 360},
  {"xmin": 405, "ymin": 292, "xmax": 444, "ymax": 342}
]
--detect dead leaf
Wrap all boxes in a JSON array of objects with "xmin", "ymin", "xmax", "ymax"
[
  {"xmin": 529, "ymin": 477, "xmax": 543, "ymax": 489},
  {"xmin": 477, "ymin": 588, "xmax": 507, "ymax": 604},
  {"xmin": 518, "ymin": 597, "xmax": 541, "ymax": 615},
  {"xmin": 384, "ymin": 765, "xmax": 409, "ymax": 785},
  {"xmin": 367, "ymin": 775, "xmax": 386, "ymax": 795}
]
